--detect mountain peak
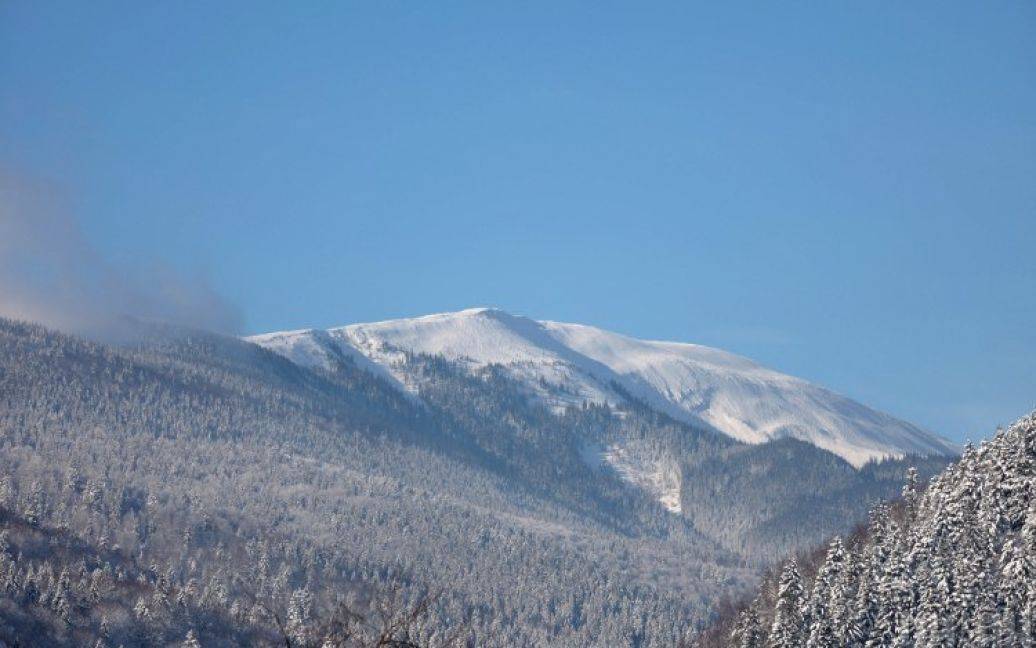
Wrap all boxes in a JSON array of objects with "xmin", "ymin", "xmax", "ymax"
[{"xmin": 247, "ymin": 310, "xmax": 957, "ymax": 467}]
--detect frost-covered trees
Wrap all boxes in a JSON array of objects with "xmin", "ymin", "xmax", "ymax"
[
  {"xmin": 0, "ymin": 318, "xmax": 728, "ymax": 645},
  {"xmin": 706, "ymin": 411, "xmax": 1036, "ymax": 647},
  {"xmin": 768, "ymin": 560, "xmax": 804, "ymax": 648},
  {"xmin": 730, "ymin": 599, "xmax": 764, "ymax": 648},
  {"xmin": 0, "ymin": 318, "xmax": 956, "ymax": 646},
  {"xmin": 287, "ymin": 587, "xmax": 313, "ymax": 643},
  {"xmin": 804, "ymin": 537, "xmax": 848, "ymax": 648}
]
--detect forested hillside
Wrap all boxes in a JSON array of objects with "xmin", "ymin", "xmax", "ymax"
[
  {"xmin": 0, "ymin": 319, "xmax": 951, "ymax": 645},
  {"xmin": 703, "ymin": 411, "xmax": 1036, "ymax": 647}
]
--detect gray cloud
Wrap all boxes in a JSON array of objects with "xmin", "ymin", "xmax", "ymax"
[{"xmin": 0, "ymin": 170, "xmax": 242, "ymax": 337}]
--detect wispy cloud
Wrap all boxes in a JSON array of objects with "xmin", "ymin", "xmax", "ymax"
[{"xmin": 0, "ymin": 169, "xmax": 242, "ymax": 337}]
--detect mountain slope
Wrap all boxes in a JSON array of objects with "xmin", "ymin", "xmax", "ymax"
[
  {"xmin": 0, "ymin": 318, "xmax": 743, "ymax": 646},
  {"xmin": 249, "ymin": 308, "xmax": 955, "ymax": 467},
  {"xmin": 0, "ymin": 317, "xmax": 953, "ymax": 645}
]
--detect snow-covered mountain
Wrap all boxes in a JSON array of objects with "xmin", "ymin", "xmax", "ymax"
[{"xmin": 247, "ymin": 307, "xmax": 956, "ymax": 467}]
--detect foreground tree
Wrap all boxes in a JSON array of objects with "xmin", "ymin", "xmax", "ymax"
[
  {"xmin": 703, "ymin": 411, "xmax": 1036, "ymax": 648},
  {"xmin": 769, "ymin": 560, "xmax": 804, "ymax": 648}
]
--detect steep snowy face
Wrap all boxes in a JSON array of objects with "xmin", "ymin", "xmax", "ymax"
[{"xmin": 247, "ymin": 308, "xmax": 957, "ymax": 467}]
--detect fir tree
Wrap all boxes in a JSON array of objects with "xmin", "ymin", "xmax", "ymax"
[
  {"xmin": 730, "ymin": 599, "xmax": 764, "ymax": 648},
  {"xmin": 769, "ymin": 560, "xmax": 804, "ymax": 648},
  {"xmin": 805, "ymin": 537, "xmax": 847, "ymax": 648}
]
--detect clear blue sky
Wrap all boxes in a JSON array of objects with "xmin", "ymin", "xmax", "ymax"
[{"xmin": 2, "ymin": 2, "xmax": 1034, "ymax": 442}]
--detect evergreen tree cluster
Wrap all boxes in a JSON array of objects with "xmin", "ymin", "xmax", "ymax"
[{"xmin": 704, "ymin": 411, "xmax": 1036, "ymax": 647}]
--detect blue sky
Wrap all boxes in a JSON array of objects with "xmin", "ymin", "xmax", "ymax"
[{"xmin": 2, "ymin": 2, "xmax": 1034, "ymax": 442}]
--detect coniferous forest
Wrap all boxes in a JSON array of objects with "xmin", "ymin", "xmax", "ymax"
[
  {"xmin": 0, "ymin": 318, "xmax": 958, "ymax": 646},
  {"xmin": 702, "ymin": 412, "xmax": 1036, "ymax": 648}
]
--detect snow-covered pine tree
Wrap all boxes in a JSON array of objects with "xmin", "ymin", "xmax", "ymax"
[
  {"xmin": 768, "ymin": 560, "xmax": 805, "ymax": 648},
  {"xmin": 902, "ymin": 467, "xmax": 920, "ymax": 524},
  {"xmin": 730, "ymin": 598, "xmax": 764, "ymax": 648},
  {"xmin": 805, "ymin": 537, "xmax": 847, "ymax": 648},
  {"xmin": 831, "ymin": 547, "xmax": 862, "ymax": 646},
  {"xmin": 849, "ymin": 504, "xmax": 893, "ymax": 646},
  {"xmin": 867, "ymin": 546, "xmax": 912, "ymax": 647}
]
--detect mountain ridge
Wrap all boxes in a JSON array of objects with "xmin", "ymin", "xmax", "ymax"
[{"xmin": 248, "ymin": 307, "xmax": 957, "ymax": 467}]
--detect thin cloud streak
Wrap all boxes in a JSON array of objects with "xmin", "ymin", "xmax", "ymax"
[{"xmin": 0, "ymin": 170, "xmax": 242, "ymax": 337}]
